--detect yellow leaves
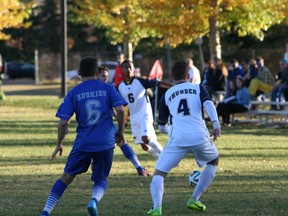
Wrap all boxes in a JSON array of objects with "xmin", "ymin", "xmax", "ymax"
[
  {"xmin": 71, "ymin": 0, "xmax": 288, "ymax": 47},
  {"xmin": 0, "ymin": 0, "xmax": 32, "ymax": 40}
]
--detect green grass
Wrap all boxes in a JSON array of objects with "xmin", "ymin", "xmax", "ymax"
[{"xmin": 1, "ymin": 88, "xmax": 288, "ymax": 216}]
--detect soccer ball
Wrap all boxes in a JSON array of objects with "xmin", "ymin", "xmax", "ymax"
[{"xmin": 188, "ymin": 170, "xmax": 202, "ymax": 187}]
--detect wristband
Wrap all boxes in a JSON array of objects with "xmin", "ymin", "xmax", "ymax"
[{"xmin": 212, "ymin": 121, "xmax": 220, "ymax": 129}]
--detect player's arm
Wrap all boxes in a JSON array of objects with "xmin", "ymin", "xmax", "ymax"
[
  {"xmin": 158, "ymin": 95, "xmax": 170, "ymax": 133},
  {"xmin": 200, "ymin": 85, "xmax": 221, "ymax": 141},
  {"xmin": 114, "ymin": 105, "xmax": 126, "ymax": 143},
  {"xmin": 157, "ymin": 81, "xmax": 173, "ymax": 89},
  {"xmin": 52, "ymin": 118, "xmax": 70, "ymax": 160},
  {"xmin": 138, "ymin": 78, "xmax": 173, "ymax": 90}
]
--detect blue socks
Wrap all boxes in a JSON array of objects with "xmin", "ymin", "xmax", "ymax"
[
  {"xmin": 42, "ymin": 179, "xmax": 67, "ymax": 214},
  {"xmin": 120, "ymin": 143, "xmax": 143, "ymax": 170}
]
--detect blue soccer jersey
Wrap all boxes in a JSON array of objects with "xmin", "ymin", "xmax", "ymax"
[{"xmin": 56, "ymin": 79, "xmax": 127, "ymax": 152}]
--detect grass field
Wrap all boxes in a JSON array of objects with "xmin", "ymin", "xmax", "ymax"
[{"xmin": 0, "ymin": 82, "xmax": 288, "ymax": 216}]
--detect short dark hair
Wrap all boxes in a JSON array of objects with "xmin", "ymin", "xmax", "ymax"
[
  {"xmin": 121, "ymin": 60, "xmax": 133, "ymax": 69},
  {"xmin": 98, "ymin": 66, "xmax": 109, "ymax": 74},
  {"xmin": 171, "ymin": 61, "xmax": 189, "ymax": 80},
  {"xmin": 78, "ymin": 56, "xmax": 98, "ymax": 77}
]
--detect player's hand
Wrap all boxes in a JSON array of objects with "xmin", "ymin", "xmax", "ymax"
[
  {"xmin": 52, "ymin": 144, "xmax": 63, "ymax": 160},
  {"xmin": 210, "ymin": 128, "xmax": 221, "ymax": 141},
  {"xmin": 115, "ymin": 130, "xmax": 125, "ymax": 144}
]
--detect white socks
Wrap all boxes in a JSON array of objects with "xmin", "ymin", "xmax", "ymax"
[
  {"xmin": 192, "ymin": 165, "xmax": 217, "ymax": 201},
  {"xmin": 147, "ymin": 147, "xmax": 160, "ymax": 157},
  {"xmin": 148, "ymin": 140, "xmax": 163, "ymax": 154},
  {"xmin": 150, "ymin": 175, "xmax": 164, "ymax": 209}
]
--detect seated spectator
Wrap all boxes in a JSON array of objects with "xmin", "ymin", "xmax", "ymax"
[
  {"xmin": 226, "ymin": 59, "xmax": 245, "ymax": 97},
  {"xmin": 284, "ymin": 40, "xmax": 288, "ymax": 62},
  {"xmin": 270, "ymin": 59, "xmax": 288, "ymax": 110},
  {"xmin": 248, "ymin": 56, "xmax": 275, "ymax": 97},
  {"xmin": 217, "ymin": 76, "xmax": 250, "ymax": 126}
]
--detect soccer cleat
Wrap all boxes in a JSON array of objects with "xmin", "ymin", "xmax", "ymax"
[
  {"xmin": 40, "ymin": 211, "xmax": 50, "ymax": 216},
  {"xmin": 87, "ymin": 198, "xmax": 98, "ymax": 216},
  {"xmin": 137, "ymin": 167, "xmax": 152, "ymax": 176},
  {"xmin": 186, "ymin": 198, "xmax": 206, "ymax": 211},
  {"xmin": 146, "ymin": 207, "xmax": 162, "ymax": 215}
]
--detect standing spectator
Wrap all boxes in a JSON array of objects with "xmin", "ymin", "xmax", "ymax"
[
  {"xmin": 40, "ymin": 56, "xmax": 127, "ymax": 216},
  {"xmin": 207, "ymin": 58, "xmax": 228, "ymax": 103},
  {"xmin": 202, "ymin": 60, "xmax": 216, "ymax": 97},
  {"xmin": 200, "ymin": 61, "xmax": 209, "ymax": 87},
  {"xmin": 118, "ymin": 60, "xmax": 171, "ymax": 158},
  {"xmin": 97, "ymin": 66, "xmax": 150, "ymax": 175},
  {"xmin": 217, "ymin": 76, "xmax": 250, "ymax": 126},
  {"xmin": 270, "ymin": 59, "xmax": 288, "ymax": 110},
  {"xmin": 147, "ymin": 61, "xmax": 220, "ymax": 215},
  {"xmin": 248, "ymin": 56, "xmax": 275, "ymax": 97},
  {"xmin": 186, "ymin": 57, "xmax": 201, "ymax": 84},
  {"xmin": 214, "ymin": 58, "xmax": 228, "ymax": 91},
  {"xmin": 113, "ymin": 53, "xmax": 125, "ymax": 88}
]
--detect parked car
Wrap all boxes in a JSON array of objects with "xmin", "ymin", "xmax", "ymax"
[
  {"xmin": 6, "ymin": 61, "xmax": 35, "ymax": 80},
  {"xmin": 66, "ymin": 61, "xmax": 118, "ymax": 83}
]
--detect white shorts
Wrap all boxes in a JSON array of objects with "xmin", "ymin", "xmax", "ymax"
[
  {"xmin": 155, "ymin": 139, "xmax": 219, "ymax": 173},
  {"xmin": 131, "ymin": 117, "xmax": 157, "ymax": 144}
]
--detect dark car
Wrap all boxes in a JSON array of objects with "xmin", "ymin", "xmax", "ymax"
[{"xmin": 6, "ymin": 61, "xmax": 35, "ymax": 80}]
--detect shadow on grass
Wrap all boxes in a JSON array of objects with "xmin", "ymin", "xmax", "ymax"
[{"xmin": 1, "ymin": 171, "xmax": 288, "ymax": 216}]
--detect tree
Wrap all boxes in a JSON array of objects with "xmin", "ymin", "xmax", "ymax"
[
  {"xmin": 143, "ymin": 0, "xmax": 288, "ymax": 59},
  {"xmin": 0, "ymin": 0, "xmax": 32, "ymax": 40},
  {"xmin": 71, "ymin": 0, "xmax": 160, "ymax": 60}
]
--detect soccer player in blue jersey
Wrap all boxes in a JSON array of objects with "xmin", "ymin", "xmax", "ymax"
[
  {"xmin": 97, "ymin": 66, "xmax": 150, "ymax": 176},
  {"xmin": 118, "ymin": 60, "xmax": 171, "ymax": 158},
  {"xmin": 146, "ymin": 61, "xmax": 221, "ymax": 215},
  {"xmin": 40, "ymin": 56, "xmax": 127, "ymax": 216}
]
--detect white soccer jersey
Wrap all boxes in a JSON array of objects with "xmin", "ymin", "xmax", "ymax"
[
  {"xmin": 159, "ymin": 82, "xmax": 211, "ymax": 146},
  {"xmin": 118, "ymin": 77, "xmax": 157, "ymax": 123},
  {"xmin": 188, "ymin": 65, "xmax": 201, "ymax": 84}
]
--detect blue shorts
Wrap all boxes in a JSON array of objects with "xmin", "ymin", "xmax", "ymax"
[{"xmin": 64, "ymin": 146, "xmax": 114, "ymax": 182}]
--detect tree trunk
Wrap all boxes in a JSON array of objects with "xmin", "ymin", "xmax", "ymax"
[
  {"xmin": 209, "ymin": 15, "xmax": 222, "ymax": 60},
  {"xmin": 123, "ymin": 34, "xmax": 133, "ymax": 61}
]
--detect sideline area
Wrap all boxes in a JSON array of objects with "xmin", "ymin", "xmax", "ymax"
[{"xmin": 1, "ymin": 79, "xmax": 77, "ymax": 96}]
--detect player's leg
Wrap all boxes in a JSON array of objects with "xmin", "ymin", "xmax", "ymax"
[
  {"xmin": 88, "ymin": 148, "xmax": 114, "ymax": 216},
  {"xmin": 40, "ymin": 148, "xmax": 92, "ymax": 216},
  {"xmin": 141, "ymin": 119, "xmax": 163, "ymax": 156},
  {"xmin": 116, "ymin": 140, "xmax": 149, "ymax": 176},
  {"xmin": 187, "ymin": 141, "xmax": 219, "ymax": 211},
  {"xmin": 147, "ymin": 143, "xmax": 187, "ymax": 215},
  {"xmin": 131, "ymin": 120, "xmax": 158, "ymax": 157},
  {"xmin": 40, "ymin": 173, "xmax": 74, "ymax": 216}
]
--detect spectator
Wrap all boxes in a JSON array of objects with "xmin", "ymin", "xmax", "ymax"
[
  {"xmin": 200, "ymin": 61, "xmax": 209, "ymax": 87},
  {"xmin": 243, "ymin": 58, "xmax": 258, "ymax": 87},
  {"xmin": 186, "ymin": 57, "xmax": 201, "ymax": 84},
  {"xmin": 284, "ymin": 40, "xmax": 288, "ymax": 62},
  {"xmin": 270, "ymin": 59, "xmax": 288, "ymax": 110},
  {"xmin": 248, "ymin": 56, "xmax": 275, "ymax": 97},
  {"xmin": 113, "ymin": 53, "xmax": 125, "ymax": 88},
  {"xmin": 226, "ymin": 59, "xmax": 245, "ymax": 97},
  {"xmin": 40, "ymin": 56, "xmax": 127, "ymax": 216},
  {"xmin": 217, "ymin": 76, "xmax": 250, "ymax": 126},
  {"xmin": 214, "ymin": 58, "xmax": 228, "ymax": 92}
]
